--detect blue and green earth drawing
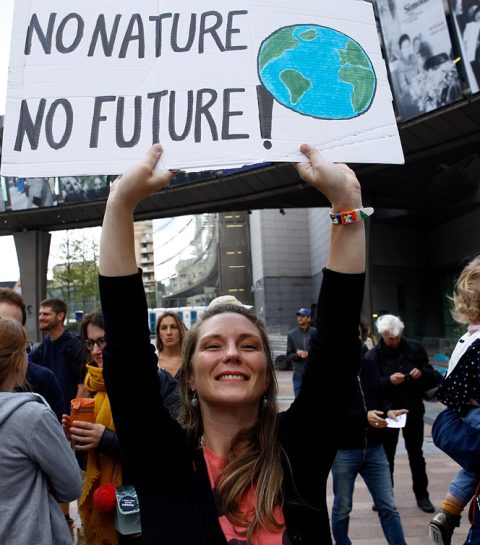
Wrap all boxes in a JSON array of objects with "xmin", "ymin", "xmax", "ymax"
[{"xmin": 258, "ymin": 25, "xmax": 377, "ymax": 120}]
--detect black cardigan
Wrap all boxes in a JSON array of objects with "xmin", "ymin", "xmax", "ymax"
[
  {"xmin": 100, "ymin": 268, "xmax": 364, "ymax": 545},
  {"xmin": 337, "ymin": 357, "xmax": 391, "ymax": 451}
]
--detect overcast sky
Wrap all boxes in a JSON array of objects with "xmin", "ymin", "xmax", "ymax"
[
  {"xmin": 0, "ymin": 0, "xmax": 18, "ymax": 281},
  {"xmin": 0, "ymin": 2, "xmax": 103, "ymax": 282},
  {"xmin": 0, "ymin": 1, "xmax": 197, "ymax": 283}
]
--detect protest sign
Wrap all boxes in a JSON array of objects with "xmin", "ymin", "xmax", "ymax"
[{"xmin": 1, "ymin": 0, "xmax": 403, "ymax": 177}]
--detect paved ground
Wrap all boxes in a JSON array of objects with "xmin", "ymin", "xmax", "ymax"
[{"xmin": 68, "ymin": 371, "xmax": 468, "ymax": 545}]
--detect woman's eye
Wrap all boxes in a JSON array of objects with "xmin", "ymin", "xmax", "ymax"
[
  {"xmin": 205, "ymin": 343, "xmax": 221, "ymax": 350},
  {"xmin": 242, "ymin": 343, "xmax": 259, "ymax": 350}
]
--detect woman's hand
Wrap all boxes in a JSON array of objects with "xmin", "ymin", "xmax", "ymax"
[
  {"xmin": 100, "ymin": 144, "xmax": 174, "ymax": 276},
  {"xmin": 62, "ymin": 414, "xmax": 72, "ymax": 440},
  {"xmin": 70, "ymin": 421, "xmax": 106, "ymax": 451},
  {"xmin": 295, "ymin": 144, "xmax": 365, "ymax": 274},
  {"xmin": 295, "ymin": 144, "xmax": 362, "ymax": 211},
  {"xmin": 108, "ymin": 144, "xmax": 174, "ymax": 210}
]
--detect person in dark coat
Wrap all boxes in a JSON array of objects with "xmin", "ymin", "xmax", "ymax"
[
  {"xmin": 365, "ymin": 314, "xmax": 436, "ymax": 513},
  {"xmin": 332, "ymin": 338, "xmax": 408, "ymax": 545}
]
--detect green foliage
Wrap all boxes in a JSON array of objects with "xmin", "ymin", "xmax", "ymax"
[{"xmin": 47, "ymin": 232, "xmax": 99, "ymax": 315}]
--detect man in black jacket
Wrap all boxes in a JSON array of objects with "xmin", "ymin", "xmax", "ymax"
[
  {"xmin": 332, "ymin": 346, "xmax": 408, "ymax": 545},
  {"xmin": 365, "ymin": 314, "xmax": 436, "ymax": 513}
]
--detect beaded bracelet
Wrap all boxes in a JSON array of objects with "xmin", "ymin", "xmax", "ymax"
[{"xmin": 329, "ymin": 207, "xmax": 374, "ymax": 225}]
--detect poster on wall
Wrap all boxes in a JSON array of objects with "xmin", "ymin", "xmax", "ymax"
[
  {"xmin": 2, "ymin": 177, "xmax": 57, "ymax": 211},
  {"xmin": 1, "ymin": 0, "xmax": 404, "ymax": 178},
  {"xmin": 0, "ymin": 180, "xmax": 6, "ymax": 213},
  {"xmin": 449, "ymin": 0, "xmax": 480, "ymax": 94},
  {"xmin": 59, "ymin": 176, "xmax": 109, "ymax": 203},
  {"xmin": 375, "ymin": 0, "xmax": 462, "ymax": 121}
]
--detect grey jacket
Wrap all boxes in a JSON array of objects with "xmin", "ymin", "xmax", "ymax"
[
  {"xmin": 287, "ymin": 325, "xmax": 317, "ymax": 372},
  {"xmin": 0, "ymin": 392, "xmax": 82, "ymax": 545}
]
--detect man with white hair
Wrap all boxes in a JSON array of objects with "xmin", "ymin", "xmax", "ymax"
[{"xmin": 365, "ymin": 314, "xmax": 436, "ymax": 513}]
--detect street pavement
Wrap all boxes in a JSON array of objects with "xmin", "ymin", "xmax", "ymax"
[{"xmin": 69, "ymin": 371, "xmax": 467, "ymax": 545}]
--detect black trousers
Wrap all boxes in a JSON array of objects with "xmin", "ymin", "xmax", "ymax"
[{"xmin": 382, "ymin": 410, "xmax": 429, "ymax": 500}]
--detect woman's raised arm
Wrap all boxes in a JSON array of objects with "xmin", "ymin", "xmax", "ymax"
[
  {"xmin": 100, "ymin": 143, "xmax": 365, "ymax": 277},
  {"xmin": 295, "ymin": 144, "xmax": 365, "ymax": 274},
  {"xmin": 99, "ymin": 145, "xmax": 174, "ymax": 277}
]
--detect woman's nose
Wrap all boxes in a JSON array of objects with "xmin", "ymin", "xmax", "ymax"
[{"xmin": 223, "ymin": 342, "xmax": 240, "ymax": 361}]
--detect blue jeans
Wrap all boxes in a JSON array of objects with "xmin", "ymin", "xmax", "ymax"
[
  {"xmin": 449, "ymin": 408, "xmax": 480, "ymax": 503},
  {"xmin": 292, "ymin": 369, "xmax": 304, "ymax": 398},
  {"xmin": 332, "ymin": 445, "xmax": 407, "ymax": 545}
]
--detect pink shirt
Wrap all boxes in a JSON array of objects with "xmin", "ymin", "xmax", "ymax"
[{"xmin": 203, "ymin": 446, "xmax": 290, "ymax": 545}]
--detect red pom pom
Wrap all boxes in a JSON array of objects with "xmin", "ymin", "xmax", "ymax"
[{"xmin": 93, "ymin": 483, "xmax": 117, "ymax": 512}]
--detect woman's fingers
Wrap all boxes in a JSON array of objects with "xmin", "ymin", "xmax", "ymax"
[
  {"xmin": 294, "ymin": 144, "xmax": 361, "ymax": 209},
  {"xmin": 113, "ymin": 144, "xmax": 174, "ymax": 204}
]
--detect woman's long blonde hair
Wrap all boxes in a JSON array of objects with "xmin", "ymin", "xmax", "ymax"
[
  {"xmin": 178, "ymin": 304, "xmax": 284, "ymax": 543},
  {"xmin": 451, "ymin": 256, "xmax": 480, "ymax": 325},
  {"xmin": 0, "ymin": 317, "xmax": 27, "ymax": 391}
]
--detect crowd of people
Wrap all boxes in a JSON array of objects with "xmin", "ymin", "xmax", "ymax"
[{"xmin": 0, "ymin": 145, "xmax": 479, "ymax": 545}]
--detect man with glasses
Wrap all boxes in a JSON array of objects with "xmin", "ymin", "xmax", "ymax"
[
  {"xmin": 0, "ymin": 288, "xmax": 65, "ymax": 420},
  {"xmin": 31, "ymin": 298, "xmax": 84, "ymax": 415}
]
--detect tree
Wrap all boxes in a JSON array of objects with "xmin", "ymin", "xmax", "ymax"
[{"xmin": 47, "ymin": 231, "xmax": 99, "ymax": 316}]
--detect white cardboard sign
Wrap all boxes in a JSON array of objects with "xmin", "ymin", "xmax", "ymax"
[{"xmin": 1, "ymin": 0, "xmax": 404, "ymax": 177}]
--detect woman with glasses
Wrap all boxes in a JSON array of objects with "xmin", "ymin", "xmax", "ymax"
[
  {"xmin": 64, "ymin": 310, "xmax": 142, "ymax": 545},
  {"xmin": 0, "ymin": 316, "xmax": 81, "ymax": 545},
  {"xmin": 98, "ymin": 144, "xmax": 366, "ymax": 545}
]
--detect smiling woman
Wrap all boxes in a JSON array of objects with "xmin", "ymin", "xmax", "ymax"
[
  {"xmin": 99, "ymin": 143, "xmax": 366, "ymax": 545},
  {"xmin": 179, "ymin": 307, "xmax": 274, "ymax": 432}
]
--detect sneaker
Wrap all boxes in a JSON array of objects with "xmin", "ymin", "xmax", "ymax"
[
  {"xmin": 428, "ymin": 510, "xmax": 461, "ymax": 545},
  {"xmin": 417, "ymin": 497, "xmax": 435, "ymax": 513}
]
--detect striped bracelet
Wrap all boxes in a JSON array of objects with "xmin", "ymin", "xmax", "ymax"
[{"xmin": 329, "ymin": 207, "xmax": 374, "ymax": 225}]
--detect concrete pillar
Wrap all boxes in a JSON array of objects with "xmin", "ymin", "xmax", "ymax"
[{"xmin": 14, "ymin": 230, "xmax": 51, "ymax": 342}]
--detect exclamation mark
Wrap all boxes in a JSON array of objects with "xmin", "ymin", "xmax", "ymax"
[{"xmin": 256, "ymin": 84, "xmax": 274, "ymax": 150}]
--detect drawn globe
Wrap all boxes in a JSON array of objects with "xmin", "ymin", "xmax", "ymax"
[{"xmin": 258, "ymin": 25, "xmax": 377, "ymax": 120}]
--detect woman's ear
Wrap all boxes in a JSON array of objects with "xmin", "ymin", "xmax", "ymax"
[{"xmin": 187, "ymin": 374, "xmax": 196, "ymax": 391}]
